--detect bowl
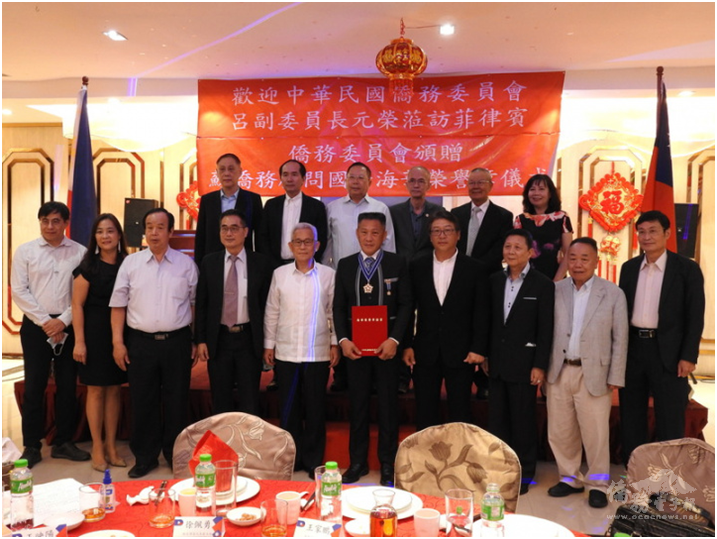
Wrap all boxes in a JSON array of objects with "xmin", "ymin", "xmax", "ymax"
[
  {"xmin": 345, "ymin": 518, "xmax": 371, "ymax": 537},
  {"xmin": 226, "ymin": 506, "xmax": 262, "ymax": 526}
]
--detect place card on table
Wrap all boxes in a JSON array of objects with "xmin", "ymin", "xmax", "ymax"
[
  {"xmin": 7, "ymin": 524, "xmax": 67, "ymax": 537},
  {"xmin": 294, "ymin": 517, "xmax": 341, "ymax": 537},
  {"xmin": 173, "ymin": 516, "xmax": 225, "ymax": 537}
]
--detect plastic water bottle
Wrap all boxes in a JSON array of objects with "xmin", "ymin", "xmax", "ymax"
[
  {"xmin": 195, "ymin": 454, "xmax": 216, "ymax": 516},
  {"xmin": 102, "ymin": 468, "xmax": 116, "ymax": 513},
  {"xmin": 480, "ymin": 483, "xmax": 505, "ymax": 537},
  {"xmin": 9, "ymin": 459, "xmax": 34, "ymax": 530},
  {"xmin": 320, "ymin": 461, "xmax": 342, "ymax": 523}
]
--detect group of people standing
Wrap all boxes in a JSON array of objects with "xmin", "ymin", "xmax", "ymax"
[{"xmin": 12, "ymin": 153, "xmax": 704, "ymax": 511}]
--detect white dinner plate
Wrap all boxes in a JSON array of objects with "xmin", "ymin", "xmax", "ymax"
[
  {"xmin": 171, "ymin": 476, "xmax": 260, "ymax": 503},
  {"xmin": 80, "ymin": 531, "xmax": 135, "ymax": 537},
  {"xmin": 471, "ymin": 514, "xmax": 574, "ymax": 537},
  {"xmin": 42, "ymin": 512, "xmax": 85, "ymax": 531},
  {"xmin": 342, "ymin": 487, "xmax": 423, "ymax": 520}
]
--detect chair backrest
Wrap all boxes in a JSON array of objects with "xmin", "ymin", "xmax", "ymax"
[
  {"xmin": 624, "ymin": 437, "xmax": 715, "ymax": 518},
  {"xmin": 172, "ymin": 412, "xmax": 296, "ymax": 480},
  {"xmin": 394, "ymin": 422, "xmax": 522, "ymax": 512}
]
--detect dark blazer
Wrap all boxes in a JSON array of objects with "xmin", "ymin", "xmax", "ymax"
[
  {"xmin": 389, "ymin": 199, "xmax": 443, "ymax": 260},
  {"xmin": 452, "ymin": 200, "xmax": 513, "ymax": 274},
  {"xmin": 195, "ymin": 249, "xmax": 274, "ymax": 360},
  {"xmin": 333, "ymin": 251, "xmax": 412, "ymax": 346},
  {"xmin": 619, "ymin": 250, "xmax": 705, "ymax": 370},
  {"xmin": 406, "ymin": 252, "xmax": 490, "ymax": 367},
  {"xmin": 257, "ymin": 192, "xmax": 328, "ymax": 264},
  {"xmin": 194, "ymin": 189, "xmax": 264, "ymax": 265},
  {"xmin": 488, "ymin": 267, "xmax": 554, "ymax": 383}
]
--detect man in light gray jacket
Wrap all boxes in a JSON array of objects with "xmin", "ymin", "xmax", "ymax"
[{"xmin": 545, "ymin": 237, "xmax": 628, "ymax": 509}]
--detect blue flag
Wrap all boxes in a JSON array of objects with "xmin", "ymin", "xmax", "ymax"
[{"xmin": 69, "ymin": 83, "xmax": 97, "ymax": 246}]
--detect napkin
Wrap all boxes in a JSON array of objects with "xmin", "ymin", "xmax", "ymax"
[{"xmin": 126, "ymin": 486, "xmax": 155, "ymax": 505}]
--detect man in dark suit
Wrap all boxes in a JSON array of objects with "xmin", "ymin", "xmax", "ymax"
[
  {"xmin": 485, "ymin": 228, "xmax": 554, "ymax": 494},
  {"xmin": 403, "ymin": 210, "xmax": 489, "ymax": 431},
  {"xmin": 333, "ymin": 212, "xmax": 412, "ymax": 487},
  {"xmin": 194, "ymin": 153, "xmax": 263, "ymax": 265},
  {"xmin": 195, "ymin": 209, "xmax": 274, "ymax": 415},
  {"xmin": 618, "ymin": 210, "xmax": 704, "ymax": 464},
  {"xmin": 451, "ymin": 167, "xmax": 513, "ymax": 274},
  {"xmin": 257, "ymin": 159, "xmax": 328, "ymax": 265},
  {"xmin": 389, "ymin": 166, "xmax": 443, "ymax": 261}
]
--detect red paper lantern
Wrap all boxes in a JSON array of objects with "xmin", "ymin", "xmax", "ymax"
[{"xmin": 376, "ymin": 19, "xmax": 428, "ymax": 96}]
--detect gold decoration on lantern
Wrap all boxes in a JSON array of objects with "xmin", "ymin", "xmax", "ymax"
[{"xmin": 375, "ymin": 18, "xmax": 428, "ymax": 96}]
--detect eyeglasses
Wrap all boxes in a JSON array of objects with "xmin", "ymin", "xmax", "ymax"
[
  {"xmin": 220, "ymin": 225, "xmax": 247, "ymax": 234},
  {"xmin": 430, "ymin": 228, "xmax": 457, "ymax": 237},
  {"xmin": 291, "ymin": 239, "xmax": 315, "ymax": 247}
]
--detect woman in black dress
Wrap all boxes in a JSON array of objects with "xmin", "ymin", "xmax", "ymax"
[
  {"xmin": 514, "ymin": 174, "xmax": 573, "ymax": 281},
  {"xmin": 72, "ymin": 213, "xmax": 128, "ymax": 471}
]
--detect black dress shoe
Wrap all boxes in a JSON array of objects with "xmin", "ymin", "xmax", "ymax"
[
  {"xmin": 519, "ymin": 482, "xmax": 530, "ymax": 495},
  {"xmin": 547, "ymin": 482, "xmax": 585, "ymax": 497},
  {"xmin": 588, "ymin": 489, "xmax": 608, "ymax": 508},
  {"xmin": 20, "ymin": 447, "xmax": 42, "ymax": 469},
  {"xmin": 380, "ymin": 464, "xmax": 394, "ymax": 487},
  {"xmin": 51, "ymin": 442, "xmax": 90, "ymax": 462},
  {"xmin": 128, "ymin": 460, "xmax": 159, "ymax": 479},
  {"xmin": 342, "ymin": 464, "xmax": 369, "ymax": 484},
  {"xmin": 307, "ymin": 468, "xmax": 315, "ymax": 480}
]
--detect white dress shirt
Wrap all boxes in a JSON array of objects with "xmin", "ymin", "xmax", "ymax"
[
  {"xmin": 224, "ymin": 248, "xmax": 249, "ymax": 325},
  {"xmin": 433, "ymin": 249, "xmax": 458, "ymax": 305},
  {"xmin": 504, "ymin": 263, "xmax": 530, "ymax": 323},
  {"xmin": 631, "ymin": 250, "xmax": 667, "ymax": 329},
  {"xmin": 566, "ymin": 275, "xmax": 595, "ymax": 359},
  {"xmin": 11, "ymin": 236, "xmax": 86, "ymax": 327},
  {"xmin": 109, "ymin": 247, "xmax": 198, "ymax": 332},
  {"xmin": 220, "ymin": 189, "xmax": 238, "ymax": 213},
  {"xmin": 280, "ymin": 194, "xmax": 303, "ymax": 260},
  {"xmin": 322, "ymin": 195, "xmax": 396, "ymax": 268},
  {"xmin": 264, "ymin": 261, "xmax": 337, "ymax": 362}
]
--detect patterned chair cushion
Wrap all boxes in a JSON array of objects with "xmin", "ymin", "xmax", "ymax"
[
  {"xmin": 622, "ymin": 437, "xmax": 715, "ymax": 518},
  {"xmin": 394, "ymin": 422, "xmax": 522, "ymax": 512},
  {"xmin": 172, "ymin": 412, "xmax": 296, "ymax": 480}
]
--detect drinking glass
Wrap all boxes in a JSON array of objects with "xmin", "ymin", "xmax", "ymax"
[
  {"xmin": 445, "ymin": 488, "xmax": 474, "ymax": 537},
  {"xmin": 79, "ymin": 483, "xmax": 106, "ymax": 522},
  {"xmin": 214, "ymin": 460, "xmax": 237, "ymax": 516},
  {"xmin": 261, "ymin": 499, "xmax": 288, "ymax": 537},
  {"xmin": 148, "ymin": 488, "xmax": 176, "ymax": 528}
]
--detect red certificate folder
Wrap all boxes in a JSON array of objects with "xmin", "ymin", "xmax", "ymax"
[{"xmin": 352, "ymin": 305, "xmax": 388, "ymax": 356}]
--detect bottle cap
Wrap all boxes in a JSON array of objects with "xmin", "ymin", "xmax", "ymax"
[
  {"xmin": 103, "ymin": 468, "xmax": 112, "ymax": 484},
  {"xmin": 14, "ymin": 459, "xmax": 28, "ymax": 468},
  {"xmin": 199, "ymin": 454, "xmax": 212, "ymax": 462},
  {"xmin": 325, "ymin": 461, "xmax": 338, "ymax": 470}
]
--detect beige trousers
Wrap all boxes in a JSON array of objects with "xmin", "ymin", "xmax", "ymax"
[{"xmin": 546, "ymin": 365, "xmax": 612, "ymax": 492}]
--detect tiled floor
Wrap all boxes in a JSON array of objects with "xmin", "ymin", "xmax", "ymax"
[{"xmin": 2, "ymin": 359, "xmax": 714, "ymax": 536}]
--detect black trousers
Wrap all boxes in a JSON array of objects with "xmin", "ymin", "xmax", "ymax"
[
  {"xmin": 207, "ymin": 327, "xmax": 262, "ymax": 415},
  {"xmin": 619, "ymin": 336, "xmax": 690, "ymax": 463},
  {"xmin": 346, "ymin": 354, "xmax": 399, "ymax": 467},
  {"xmin": 126, "ymin": 327, "xmax": 192, "ymax": 465},
  {"xmin": 488, "ymin": 377, "xmax": 538, "ymax": 481},
  {"xmin": 19, "ymin": 316, "xmax": 78, "ymax": 449},
  {"xmin": 413, "ymin": 357, "xmax": 474, "ymax": 431},
  {"xmin": 274, "ymin": 359, "xmax": 330, "ymax": 471}
]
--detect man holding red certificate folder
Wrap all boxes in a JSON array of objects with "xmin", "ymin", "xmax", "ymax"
[{"xmin": 333, "ymin": 212, "xmax": 412, "ymax": 487}]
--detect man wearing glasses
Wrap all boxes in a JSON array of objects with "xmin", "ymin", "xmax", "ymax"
[
  {"xmin": 195, "ymin": 209, "xmax": 274, "ymax": 415},
  {"xmin": 451, "ymin": 167, "xmax": 513, "ymax": 274},
  {"xmin": 403, "ymin": 210, "xmax": 490, "ymax": 430},
  {"xmin": 263, "ymin": 223, "xmax": 339, "ymax": 478},
  {"xmin": 389, "ymin": 166, "xmax": 443, "ymax": 261}
]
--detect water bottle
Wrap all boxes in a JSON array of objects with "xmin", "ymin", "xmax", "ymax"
[
  {"xmin": 480, "ymin": 483, "xmax": 505, "ymax": 537},
  {"xmin": 9, "ymin": 459, "xmax": 34, "ymax": 530},
  {"xmin": 102, "ymin": 468, "xmax": 116, "ymax": 513},
  {"xmin": 195, "ymin": 454, "xmax": 216, "ymax": 516},
  {"xmin": 320, "ymin": 461, "xmax": 342, "ymax": 523}
]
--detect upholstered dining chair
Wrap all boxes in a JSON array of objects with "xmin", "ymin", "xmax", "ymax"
[
  {"xmin": 172, "ymin": 412, "xmax": 296, "ymax": 480},
  {"xmin": 394, "ymin": 422, "xmax": 522, "ymax": 512}
]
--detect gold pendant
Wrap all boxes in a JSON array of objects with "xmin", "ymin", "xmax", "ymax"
[{"xmin": 363, "ymin": 283, "xmax": 373, "ymax": 294}]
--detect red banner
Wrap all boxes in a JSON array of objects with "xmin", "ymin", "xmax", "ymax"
[{"xmin": 197, "ymin": 73, "xmax": 564, "ymax": 197}]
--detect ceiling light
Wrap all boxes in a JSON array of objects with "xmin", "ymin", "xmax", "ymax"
[
  {"xmin": 678, "ymin": 90, "xmax": 695, "ymax": 97},
  {"xmin": 2, "ymin": 109, "xmax": 12, "ymax": 115},
  {"xmin": 103, "ymin": 30, "xmax": 127, "ymax": 41},
  {"xmin": 440, "ymin": 24, "xmax": 455, "ymax": 36}
]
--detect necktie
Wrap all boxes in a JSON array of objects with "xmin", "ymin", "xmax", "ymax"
[
  {"xmin": 222, "ymin": 255, "xmax": 238, "ymax": 327},
  {"xmin": 466, "ymin": 206, "xmax": 481, "ymax": 255}
]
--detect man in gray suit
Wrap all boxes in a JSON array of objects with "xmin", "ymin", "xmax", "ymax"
[
  {"xmin": 545, "ymin": 237, "xmax": 628, "ymax": 508},
  {"xmin": 389, "ymin": 166, "xmax": 443, "ymax": 261}
]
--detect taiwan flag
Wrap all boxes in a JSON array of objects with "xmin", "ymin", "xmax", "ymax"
[
  {"xmin": 641, "ymin": 69, "xmax": 677, "ymax": 252},
  {"xmin": 68, "ymin": 78, "xmax": 97, "ymax": 247}
]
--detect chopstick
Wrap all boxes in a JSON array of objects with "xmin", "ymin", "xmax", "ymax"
[
  {"xmin": 155, "ymin": 480, "xmax": 168, "ymax": 505},
  {"xmin": 301, "ymin": 490, "xmax": 317, "ymax": 513}
]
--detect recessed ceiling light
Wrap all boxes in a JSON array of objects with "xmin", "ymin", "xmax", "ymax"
[
  {"xmin": 103, "ymin": 30, "xmax": 127, "ymax": 41},
  {"xmin": 440, "ymin": 24, "xmax": 455, "ymax": 36},
  {"xmin": 2, "ymin": 109, "xmax": 12, "ymax": 115},
  {"xmin": 678, "ymin": 90, "xmax": 695, "ymax": 97}
]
